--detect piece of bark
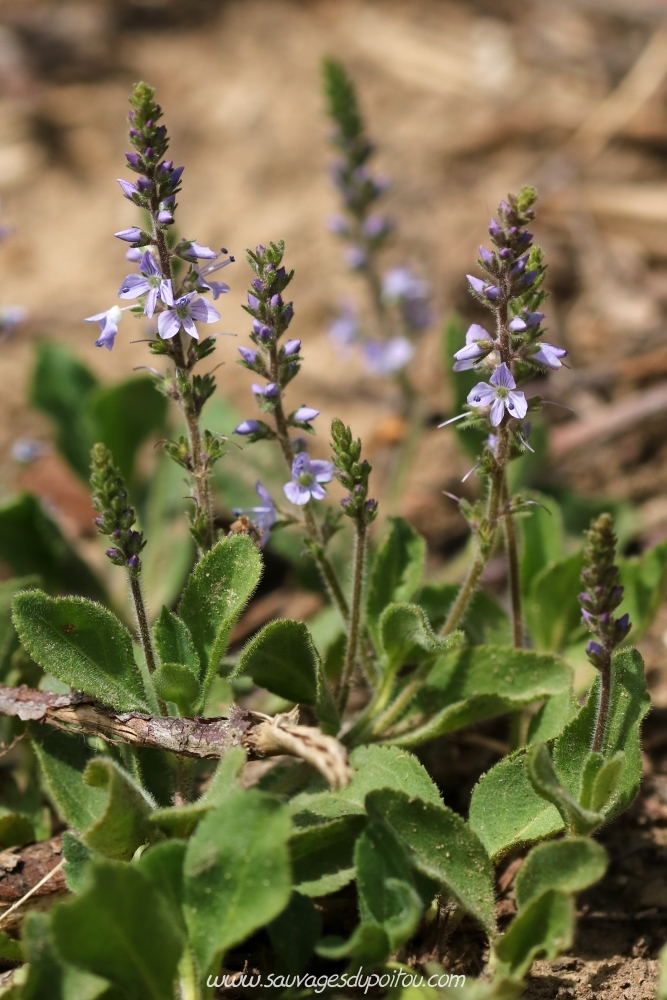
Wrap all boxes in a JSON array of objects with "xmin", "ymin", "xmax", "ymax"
[{"xmin": 0, "ymin": 836, "xmax": 66, "ymax": 930}]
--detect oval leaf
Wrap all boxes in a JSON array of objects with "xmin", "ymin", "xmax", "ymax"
[{"xmin": 515, "ymin": 837, "xmax": 607, "ymax": 911}]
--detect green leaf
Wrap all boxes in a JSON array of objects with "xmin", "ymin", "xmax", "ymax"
[
  {"xmin": 525, "ymin": 552, "xmax": 584, "ymax": 652},
  {"xmin": 31, "ymin": 728, "xmax": 107, "ymax": 833},
  {"xmin": 30, "ymin": 342, "xmax": 98, "ymax": 479},
  {"xmin": 518, "ymin": 492, "xmax": 564, "ymax": 597},
  {"xmin": 0, "ymin": 813, "xmax": 34, "ymax": 850},
  {"xmin": 21, "ymin": 911, "xmax": 65, "ymax": 1000},
  {"xmin": 0, "ymin": 494, "xmax": 105, "ymax": 600},
  {"xmin": 493, "ymin": 889, "xmax": 574, "ymax": 980},
  {"xmin": 514, "ymin": 837, "xmax": 607, "ymax": 911},
  {"xmin": 52, "ymin": 859, "xmax": 184, "ymax": 1000},
  {"xmin": 86, "ymin": 378, "xmax": 167, "ymax": 486},
  {"xmin": 140, "ymin": 456, "xmax": 194, "ymax": 615},
  {"xmin": 183, "ymin": 789, "xmax": 291, "ymax": 977},
  {"xmin": 178, "ymin": 535, "xmax": 262, "ymax": 693},
  {"xmin": 590, "ymin": 753, "xmax": 625, "ymax": 813},
  {"xmin": 316, "ymin": 923, "xmax": 390, "ymax": 964},
  {"xmin": 366, "ymin": 789, "xmax": 496, "ymax": 937},
  {"xmin": 0, "ymin": 576, "xmax": 39, "ymax": 672},
  {"xmin": 527, "ymin": 689, "xmax": 579, "ymax": 743},
  {"xmin": 152, "ymin": 663, "xmax": 201, "ymax": 716},
  {"xmin": 234, "ymin": 619, "xmax": 339, "ymax": 733},
  {"xmin": 355, "ymin": 819, "xmax": 423, "ymax": 950},
  {"xmin": 148, "ymin": 745, "xmax": 246, "ymax": 838},
  {"xmin": 290, "ymin": 745, "xmax": 442, "ymax": 822},
  {"xmin": 152, "ymin": 606, "xmax": 199, "ymax": 675},
  {"xmin": 618, "ymin": 541, "xmax": 667, "ymax": 642},
  {"xmin": 0, "ymin": 928, "xmax": 22, "ymax": 964},
  {"xmin": 416, "ymin": 583, "xmax": 511, "ymax": 647},
  {"xmin": 61, "ymin": 832, "xmax": 93, "ymax": 894},
  {"xmin": 380, "ymin": 603, "xmax": 458, "ymax": 675},
  {"xmin": 267, "ymin": 893, "xmax": 322, "ymax": 974},
  {"xmin": 13, "ymin": 591, "xmax": 149, "ymax": 712},
  {"xmin": 290, "ymin": 815, "xmax": 366, "ymax": 897},
  {"xmin": 526, "ymin": 743, "xmax": 601, "ymax": 836},
  {"xmin": 137, "ymin": 840, "xmax": 187, "ymax": 937},
  {"xmin": 399, "ymin": 646, "xmax": 571, "ymax": 747},
  {"xmin": 82, "ymin": 759, "xmax": 155, "ymax": 861},
  {"xmin": 367, "ymin": 518, "xmax": 425, "ymax": 648}
]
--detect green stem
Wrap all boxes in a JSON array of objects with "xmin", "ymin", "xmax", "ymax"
[
  {"xmin": 338, "ymin": 519, "xmax": 367, "ymax": 711},
  {"xmin": 128, "ymin": 574, "xmax": 167, "ymax": 717},
  {"xmin": 591, "ymin": 653, "xmax": 612, "ymax": 754},
  {"xmin": 503, "ymin": 481, "xmax": 523, "ymax": 648},
  {"xmin": 173, "ymin": 757, "xmax": 193, "ymax": 806}
]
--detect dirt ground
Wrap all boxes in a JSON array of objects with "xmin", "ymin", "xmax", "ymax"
[{"xmin": 2, "ymin": 0, "xmax": 667, "ymax": 996}]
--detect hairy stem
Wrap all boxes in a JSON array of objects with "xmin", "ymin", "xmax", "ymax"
[
  {"xmin": 503, "ymin": 480, "xmax": 523, "ymax": 648},
  {"xmin": 128, "ymin": 575, "xmax": 166, "ymax": 717},
  {"xmin": 338, "ymin": 519, "xmax": 367, "ymax": 710},
  {"xmin": 173, "ymin": 757, "xmax": 193, "ymax": 806},
  {"xmin": 591, "ymin": 655, "xmax": 612, "ymax": 753}
]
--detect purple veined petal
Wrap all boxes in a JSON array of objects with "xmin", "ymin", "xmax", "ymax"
[
  {"xmin": 532, "ymin": 343, "xmax": 567, "ymax": 369},
  {"xmin": 205, "ymin": 281, "xmax": 230, "ymax": 299},
  {"xmin": 454, "ymin": 342, "xmax": 486, "ymax": 363},
  {"xmin": 490, "ymin": 362, "xmax": 516, "ymax": 389},
  {"xmin": 291, "ymin": 452, "xmax": 310, "ymax": 478},
  {"xmin": 294, "ymin": 406, "xmax": 319, "ymax": 422},
  {"xmin": 118, "ymin": 274, "xmax": 150, "ymax": 299},
  {"xmin": 284, "ymin": 481, "xmax": 310, "ymax": 505},
  {"xmin": 309, "ymin": 460, "xmax": 334, "ymax": 483},
  {"xmin": 189, "ymin": 297, "xmax": 220, "ymax": 323},
  {"xmin": 117, "ymin": 178, "xmax": 138, "ymax": 199},
  {"xmin": 467, "ymin": 382, "xmax": 496, "ymax": 407},
  {"xmin": 85, "ymin": 308, "xmax": 114, "ymax": 324},
  {"xmin": 157, "ymin": 310, "xmax": 181, "ymax": 340},
  {"xmin": 453, "ymin": 358, "xmax": 476, "ymax": 372},
  {"xmin": 144, "ymin": 286, "xmax": 158, "ymax": 318},
  {"xmin": 466, "ymin": 323, "xmax": 490, "ymax": 344},
  {"xmin": 309, "ymin": 482, "xmax": 327, "ymax": 501},
  {"xmin": 256, "ymin": 481, "xmax": 274, "ymax": 508},
  {"xmin": 181, "ymin": 315, "xmax": 199, "ymax": 340},
  {"xmin": 490, "ymin": 397, "xmax": 506, "ymax": 426},
  {"xmin": 159, "ymin": 279, "xmax": 174, "ymax": 307},
  {"xmin": 234, "ymin": 420, "xmax": 261, "ymax": 435},
  {"xmin": 188, "ymin": 242, "xmax": 217, "ymax": 259},
  {"xmin": 507, "ymin": 390, "xmax": 528, "ymax": 419},
  {"xmin": 508, "ymin": 317, "xmax": 527, "ymax": 332},
  {"xmin": 175, "ymin": 291, "xmax": 196, "ymax": 308},
  {"xmin": 466, "ymin": 274, "xmax": 486, "ymax": 296},
  {"xmin": 115, "ymin": 227, "xmax": 144, "ymax": 242},
  {"xmin": 139, "ymin": 250, "xmax": 160, "ymax": 277}
]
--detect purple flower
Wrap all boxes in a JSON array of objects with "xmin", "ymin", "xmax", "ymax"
[
  {"xmin": 196, "ymin": 254, "xmax": 233, "ymax": 300},
  {"xmin": 251, "ymin": 382, "xmax": 279, "ymax": 398},
  {"xmin": 328, "ymin": 304, "xmax": 359, "ymax": 347},
  {"xmin": 283, "ymin": 339, "xmax": 301, "ymax": 356},
  {"xmin": 382, "ymin": 267, "xmax": 431, "ymax": 329},
  {"xmin": 238, "ymin": 346, "xmax": 259, "ymax": 366},
  {"xmin": 345, "ymin": 246, "xmax": 367, "ymax": 270},
  {"xmin": 117, "ymin": 179, "xmax": 138, "ymax": 200},
  {"xmin": 587, "ymin": 639, "xmax": 604, "ymax": 658},
  {"xmin": 467, "ymin": 274, "xmax": 487, "ymax": 296},
  {"xmin": 363, "ymin": 214, "xmax": 392, "ymax": 238},
  {"xmin": 115, "ymin": 227, "xmax": 145, "ymax": 243},
  {"xmin": 293, "ymin": 407, "xmax": 319, "ymax": 422},
  {"xmin": 363, "ymin": 337, "xmax": 414, "ymax": 376},
  {"xmin": 157, "ymin": 292, "xmax": 220, "ymax": 341},
  {"xmin": 234, "ymin": 420, "xmax": 261, "ymax": 435},
  {"xmin": 530, "ymin": 343, "xmax": 568, "ymax": 370},
  {"xmin": 179, "ymin": 240, "xmax": 217, "ymax": 260},
  {"xmin": 327, "ymin": 215, "xmax": 348, "ymax": 235},
  {"xmin": 85, "ymin": 305, "xmax": 126, "ymax": 351},
  {"xmin": 233, "ymin": 481, "xmax": 277, "ymax": 546},
  {"xmin": 467, "ymin": 362, "xmax": 528, "ymax": 426},
  {"xmin": 453, "ymin": 324, "xmax": 494, "ymax": 372},
  {"xmin": 283, "ymin": 452, "xmax": 334, "ymax": 505},
  {"xmin": 119, "ymin": 251, "xmax": 174, "ymax": 318},
  {"xmin": 247, "ymin": 293, "xmax": 260, "ymax": 311},
  {"xmin": 157, "ymin": 210, "xmax": 174, "ymax": 225}
]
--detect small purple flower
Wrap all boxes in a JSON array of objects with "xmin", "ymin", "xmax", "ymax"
[
  {"xmin": 467, "ymin": 362, "xmax": 528, "ymax": 426},
  {"xmin": 363, "ymin": 214, "xmax": 392, "ymax": 238},
  {"xmin": 115, "ymin": 227, "xmax": 145, "ymax": 243},
  {"xmin": 251, "ymin": 382, "xmax": 279, "ymax": 398},
  {"xmin": 197, "ymin": 254, "xmax": 233, "ymax": 300},
  {"xmin": 85, "ymin": 305, "xmax": 126, "ymax": 350},
  {"xmin": 363, "ymin": 337, "xmax": 414, "ymax": 376},
  {"xmin": 284, "ymin": 452, "xmax": 334, "ymax": 505},
  {"xmin": 479, "ymin": 246, "xmax": 494, "ymax": 268},
  {"xmin": 283, "ymin": 339, "xmax": 301, "ymax": 356},
  {"xmin": 233, "ymin": 481, "xmax": 277, "ymax": 546},
  {"xmin": 157, "ymin": 292, "xmax": 220, "ymax": 341},
  {"xmin": 117, "ymin": 179, "xmax": 138, "ymax": 200},
  {"xmin": 157, "ymin": 210, "xmax": 174, "ymax": 225},
  {"xmin": 119, "ymin": 251, "xmax": 174, "ymax": 318},
  {"xmin": 327, "ymin": 215, "xmax": 348, "ymax": 235},
  {"xmin": 329, "ymin": 304, "xmax": 359, "ymax": 347},
  {"xmin": 178, "ymin": 241, "xmax": 217, "ymax": 260},
  {"xmin": 467, "ymin": 274, "xmax": 487, "ymax": 296},
  {"xmin": 345, "ymin": 246, "xmax": 367, "ymax": 270},
  {"xmin": 238, "ymin": 346, "xmax": 258, "ymax": 365},
  {"xmin": 293, "ymin": 407, "xmax": 319, "ymax": 422},
  {"xmin": 247, "ymin": 293, "xmax": 260, "ymax": 311},
  {"xmin": 234, "ymin": 420, "xmax": 261, "ymax": 435},
  {"xmin": 453, "ymin": 324, "xmax": 494, "ymax": 372},
  {"xmin": 530, "ymin": 342, "xmax": 568, "ymax": 370},
  {"xmin": 587, "ymin": 639, "xmax": 604, "ymax": 658}
]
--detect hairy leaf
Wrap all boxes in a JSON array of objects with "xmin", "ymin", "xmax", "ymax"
[
  {"xmin": 526, "ymin": 743, "xmax": 601, "ymax": 836},
  {"xmin": 82, "ymin": 759, "xmax": 155, "ymax": 861},
  {"xmin": 13, "ymin": 591, "xmax": 148, "ymax": 712},
  {"xmin": 514, "ymin": 837, "xmax": 607, "ymax": 911},
  {"xmin": 367, "ymin": 518, "xmax": 425, "ymax": 648},
  {"xmin": 356, "ymin": 819, "xmax": 423, "ymax": 951},
  {"xmin": 290, "ymin": 814, "xmax": 366, "ymax": 897},
  {"xmin": 267, "ymin": 893, "xmax": 322, "ymax": 974},
  {"xmin": 31, "ymin": 728, "xmax": 106, "ymax": 833},
  {"xmin": 152, "ymin": 606, "xmax": 200, "ymax": 676},
  {"xmin": 380, "ymin": 602, "xmax": 457, "ymax": 674},
  {"xmin": 493, "ymin": 889, "xmax": 574, "ymax": 980},
  {"xmin": 525, "ymin": 552, "xmax": 584, "ymax": 652},
  {"xmin": 152, "ymin": 663, "xmax": 201, "ymax": 716}
]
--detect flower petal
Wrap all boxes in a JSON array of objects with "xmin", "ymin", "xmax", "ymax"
[
  {"xmin": 466, "ymin": 323, "xmax": 490, "ymax": 344},
  {"xmin": 284, "ymin": 481, "xmax": 310, "ymax": 505},
  {"xmin": 507, "ymin": 391, "xmax": 528, "ymax": 419},
  {"xmin": 157, "ymin": 310, "xmax": 181, "ymax": 340},
  {"xmin": 309, "ymin": 482, "xmax": 327, "ymax": 500},
  {"xmin": 467, "ymin": 383, "xmax": 496, "ymax": 407},
  {"xmin": 159, "ymin": 280, "xmax": 174, "ymax": 307},
  {"xmin": 310, "ymin": 460, "xmax": 334, "ymax": 483},
  {"xmin": 118, "ymin": 274, "xmax": 150, "ymax": 299},
  {"xmin": 181, "ymin": 316, "xmax": 199, "ymax": 340},
  {"xmin": 140, "ymin": 251, "xmax": 160, "ymax": 277},
  {"xmin": 144, "ymin": 286, "xmax": 158, "ymax": 318},
  {"xmin": 490, "ymin": 362, "xmax": 516, "ymax": 389},
  {"xmin": 189, "ymin": 297, "xmax": 220, "ymax": 323},
  {"xmin": 490, "ymin": 397, "xmax": 506, "ymax": 426}
]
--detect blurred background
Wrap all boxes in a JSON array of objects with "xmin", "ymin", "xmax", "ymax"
[{"xmin": 2, "ymin": 0, "xmax": 667, "ymax": 694}]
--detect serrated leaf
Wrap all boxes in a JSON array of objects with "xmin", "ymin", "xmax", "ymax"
[
  {"xmin": 398, "ymin": 646, "xmax": 571, "ymax": 747},
  {"xmin": 380, "ymin": 603, "xmax": 457, "ymax": 674},
  {"xmin": 493, "ymin": 889, "xmax": 574, "ymax": 980},
  {"xmin": 514, "ymin": 837, "xmax": 607, "ymax": 911},
  {"xmin": 183, "ymin": 789, "xmax": 291, "ymax": 977},
  {"xmin": 366, "ymin": 789, "xmax": 496, "ymax": 937},
  {"xmin": 31, "ymin": 728, "xmax": 107, "ymax": 833},
  {"xmin": 178, "ymin": 535, "xmax": 262, "ymax": 693},
  {"xmin": 152, "ymin": 663, "xmax": 201, "ymax": 716},
  {"xmin": 367, "ymin": 518, "xmax": 426, "ymax": 649},
  {"xmin": 525, "ymin": 552, "xmax": 584, "ymax": 652},
  {"xmin": 52, "ymin": 859, "xmax": 184, "ymax": 1000},
  {"xmin": 234, "ymin": 619, "xmax": 339, "ymax": 733},
  {"xmin": 82, "ymin": 759, "xmax": 155, "ymax": 861},
  {"xmin": 148, "ymin": 746, "xmax": 246, "ymax": 838},
  {"xmin": 0, "ymin": 494, "xmax": 105, "ymax": 600},
  {"xmin": 290, "ymin": 744, "xmax": 442, "ymax": 822},
  {"xmin": 152, "ymin": 606, "xmax": 199, "ymax": 676},
  {"xmin": 290, "ymin": 814, "xmax": 366, "ymax": 897},
  {"xmin": 13, "ymin": 591, "xmax": 149, "ymax": 712},
  {"xmin": 416, "ymin": 583, "xmax": 511, "ymax": 647}
]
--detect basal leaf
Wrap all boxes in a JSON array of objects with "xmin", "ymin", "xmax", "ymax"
[
  {"xmin": 31, "ymin": 728, "xmax": 106, "ymax": 833},
  {"xmin": 82, "ymin": 759, "xmax": 155, "ymax": 861},
  {"xmin": 355, "ymin": 819, "xmax": 423, "ymax": 951},
  {"xmin": 52, "ymin": 859, "xmax": 183, "ymax": 1000},
  {"xmin": 514, "ymin": 837, "xmax": 607, "ymax": 911},
  {"xmin": 290, "ymin": 814, "xmax": 366, "ymax": 897},
  {"xmin": 526, "ymin": 743, "xmax": 601, "ymax": 836},
  {"xmin": 525, "ymin": 552, "xmax": 584, "ymax": 653},
  {"xmin": 527, "ymin": 690, "xmax": 579, "ymax": 744},
  {"xmin": 417, "ymin": 583, "xmax": 511, "ymax": 647},
  {"xmin": 137, "ymin": 840, "xmax": 187, "ymax": 937},
  {"xmin": 152, "ymin": 664, "xmax": 201, "ymax": 716},
  {"xmin": 183, "ymin": 789, "xmax": 291, "ymax": 978},
  {"xmin": 366, "ymin": 789, "xmax": 496, "ymax": 937},
  {"xmin": 13, "ymin": 591, "xmax": 149, "ymax": 712},
  {"xmin": 316, "ymin": 923, "xmax": 390, "ymax": 964},
  {"xmin": 152, "ymin": 606, "xmax": 200, "ymax": 676},
  {"xmin": 267, "ymin": 893, "xmax": 322, "ymax": 974},
  {"xmin": 61, "ymin": 832, "xmax": 93, "ymax": 894},
  {"xmin": 367, "ymin": 518, "xmax": 425, "ymax": 649},
  {"xmin": 178, "ymin": 535, "xmax": 262, "ymax": 692},
  {"xmin": 380, "ymin": 603, "xmax": 457, "ymax": 675},
  {"xmin": 493, "ymin": 889, "xmax": 574, "ymax": 980}
]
